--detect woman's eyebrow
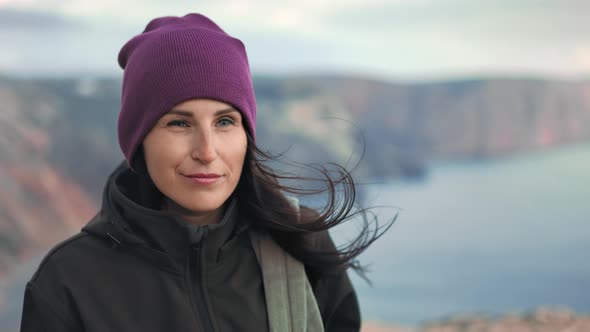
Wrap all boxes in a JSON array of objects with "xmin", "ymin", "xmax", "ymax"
[{"xmin": 214, "ymin": 107, "xmax": 239, "ymax": 116}]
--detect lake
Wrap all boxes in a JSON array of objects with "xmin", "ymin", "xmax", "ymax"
[{"xmin": 346, "ymin": 143, "xmax": 590, "ymax": 326}]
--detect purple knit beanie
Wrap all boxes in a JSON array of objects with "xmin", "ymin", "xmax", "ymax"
[{"xmin": 117, "ymin": 13, "xmax": 256, "ymax": 166}]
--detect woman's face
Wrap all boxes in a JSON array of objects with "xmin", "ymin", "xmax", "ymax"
[{"xmin": 142, "ymin": 98, "xmax": 247, "ymax": 224}]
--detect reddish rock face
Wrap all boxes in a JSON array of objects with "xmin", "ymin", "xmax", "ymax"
[
  {"xmin": 0, "ymin": 79, "xmax": 100, "ymax": 278},
  {"xmin": 0, "ymin": 163, "xmax": 96, "ymax": 263}
]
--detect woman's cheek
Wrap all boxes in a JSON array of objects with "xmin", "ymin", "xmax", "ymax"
[{"xmin": 161, "ymin": 135, "xmax": 192, "ymax": 160}]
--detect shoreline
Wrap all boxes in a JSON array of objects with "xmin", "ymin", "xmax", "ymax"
[{"xmin": 362, "ymin": 307, "xmax": 590, "ymax": 332}]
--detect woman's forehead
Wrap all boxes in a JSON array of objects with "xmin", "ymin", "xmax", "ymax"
[{"xmin": 166, "ymin": 99, "xmax": 241, "ymax": 117}]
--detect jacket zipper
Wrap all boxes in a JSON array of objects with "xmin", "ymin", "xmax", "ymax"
[{"xmin": 188, "ymin": 237, "xmax": 215, "ymax": 331}]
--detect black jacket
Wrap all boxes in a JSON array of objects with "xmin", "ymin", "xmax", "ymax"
[{"xmin": 20, "ymin": 163, "xmax": 361, "ymax": 331}]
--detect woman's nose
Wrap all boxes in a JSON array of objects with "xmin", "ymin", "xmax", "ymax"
[{"xmin": 190, "ymin": 130, "xmax": 217, "ymax": 164}]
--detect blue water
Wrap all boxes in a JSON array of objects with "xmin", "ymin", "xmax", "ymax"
[{"xmin": 344, "ymin": 143, "xmax": 590, "ymax": 326}]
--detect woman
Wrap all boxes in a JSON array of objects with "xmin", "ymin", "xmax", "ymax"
[{"xmin": 20, "ymin": 13, "xmax": 388, "ymax": 332}]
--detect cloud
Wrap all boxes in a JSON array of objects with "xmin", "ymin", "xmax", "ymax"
[
  {"xmin": 0, "ymin": 7, "xmax": 83, "ymax": 30},
  {"xmin": 0, "ymin": 8, "xmax": 125, "ymax": 76},
  {"xmin": 573, "ymin": 46, "xmax": 590, "ymax": 71},
  {"xmin": 0, "ymin": 0, "xmax": 589, "ymax": 79}
]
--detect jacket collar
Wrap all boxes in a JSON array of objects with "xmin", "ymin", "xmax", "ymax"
[{"xmin": 83, "ymin": 161, "xmax": 243, "ymax": 268}]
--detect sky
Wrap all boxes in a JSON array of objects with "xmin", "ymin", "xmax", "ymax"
[{"xmin": 0, "ymin": 0, "xmax": 589, "ymax": 81}]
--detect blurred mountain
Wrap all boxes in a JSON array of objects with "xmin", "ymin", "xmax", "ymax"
[
  {"xmin": 254, "ymin": 76, "xmax": 590, "ymax": 179},
  {"xmin": 1, "ymin": 74, "xmax": 589, "ymax": 307}
]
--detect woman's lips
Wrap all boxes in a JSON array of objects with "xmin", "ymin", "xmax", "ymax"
[{"xmin": 183, "ymin": 173, "xmax": 221, "ymax": 185}]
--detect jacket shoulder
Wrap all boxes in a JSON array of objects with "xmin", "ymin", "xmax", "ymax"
[
  {"xmin": 23, "ymin": 232, "xmax": 103, "ymax": 329},
  {"xmin": 29, "ymin": 231, "xmax": 109, "ymax": 284}
]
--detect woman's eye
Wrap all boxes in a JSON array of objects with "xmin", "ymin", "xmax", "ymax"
[
  {"xmin": 166, "ymin": 120, "xmax": 189, "ymax": 127},
  {"xmin": 217, "ymin": 117, "xmax": 235, "ymax": 127}
]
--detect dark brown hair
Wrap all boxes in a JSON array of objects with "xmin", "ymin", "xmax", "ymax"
[{"xmin": 237, "ymin": 133, "xmax": 395, "ymax": 281}]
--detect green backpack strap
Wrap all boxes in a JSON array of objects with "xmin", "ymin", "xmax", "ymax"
[{"xmin": 249, "ymin": 196, "xmax": 324, "ymax": 332}]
